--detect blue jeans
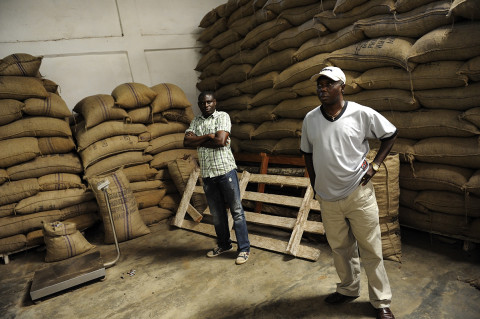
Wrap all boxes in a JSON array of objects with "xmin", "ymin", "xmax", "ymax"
[{"xmin": 202, "ymin": 169, "xmax": 250, "ymax": 252}]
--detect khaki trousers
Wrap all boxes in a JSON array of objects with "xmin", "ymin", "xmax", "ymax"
[{"xmin": 317, "ymin": 182, "xmax": 392, "ymax": 309}]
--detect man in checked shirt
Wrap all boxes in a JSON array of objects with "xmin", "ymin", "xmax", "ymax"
[{"xmin": 184, "ymin": 91, "xmax": 250, "ymax": 265}]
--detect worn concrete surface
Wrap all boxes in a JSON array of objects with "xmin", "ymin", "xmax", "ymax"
[{"xmin": 1, "ymin": 220, "xmax": 479, "ymax": 319}]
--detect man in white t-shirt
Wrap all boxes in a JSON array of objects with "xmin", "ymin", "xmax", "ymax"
[{"xmin": 300, "ymin": 67, "xmax": 397, "ymax": 319}]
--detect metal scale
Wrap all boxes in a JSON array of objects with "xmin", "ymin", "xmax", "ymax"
[{"xmin": 30, "ymin": 179, "xmax": 120, "ymax": 302}]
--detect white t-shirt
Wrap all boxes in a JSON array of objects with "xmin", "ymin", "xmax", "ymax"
[{"xmin": 300, "ymin": 101, "xmax": 397, "ymax": 201}]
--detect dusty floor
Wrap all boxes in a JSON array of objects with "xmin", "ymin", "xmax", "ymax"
[{"xmin": 1, "ymin": 220, "xmax": 480, "ymax": 319}]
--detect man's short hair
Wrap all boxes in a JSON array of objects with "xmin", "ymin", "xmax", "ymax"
[{"xmin": 198, "ymin": 91, "xmax": 215, "ymax": 101}]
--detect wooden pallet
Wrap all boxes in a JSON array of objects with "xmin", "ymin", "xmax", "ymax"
[{"xmin": 172, "ymin": 166, "xmax": 324, "ymax": 261}]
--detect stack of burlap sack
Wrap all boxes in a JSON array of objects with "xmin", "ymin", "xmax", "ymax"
[
  {"xmin": 196, "ymin": 0, "xmax": 480, "ymax": 258},
  {"xmin": 71, "ymin": 81, "xmax": 202, "ymax": 231},
  {"xmin": 0, "ymin": 53, "xmax": 99, "ymax": 257}
]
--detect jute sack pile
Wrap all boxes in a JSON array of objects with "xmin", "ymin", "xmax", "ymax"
[{"xmin": 43, "ymin": 221, "xmax": 95, "ymax": 262}]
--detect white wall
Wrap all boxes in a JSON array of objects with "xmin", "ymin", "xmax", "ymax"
[{"xmin": 0, "ymin": 0, "xmax": 224, "ymax": 113}]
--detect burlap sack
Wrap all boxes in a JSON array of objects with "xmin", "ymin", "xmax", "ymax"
[
  {"xmin": 239, "ymin": 139, "xmax": 277, "ymax": 154},
  {"xmin": 60, "ymin": 200, "xmax": 99, "ymax": 218},
  {"xmin": 264, "ymin": 0, "xmax": 320, "ymax": 14},
  {"xmin": 111, "ymin": 82, "xmax": 157, "ymax": 109},
  {"xmin": 273, "ymin": 137, "xmax": 301, "ymax": 155},
  {"xmin": 0, "ymin": 169, "xmax": 7, "ymax": 186},
  {"xmin": 215, "ymin": 82, "xmax": 242, "ymax": 101},
  {"xmin": 355, "ymin": 1, "xmax": 452, "ymax": 38},
  {"xmin": 0, "ymin": 99, "xmax": 23, "ymax": 126},
  {"xmin": 88, "ymin": 168, "xmax": 150, "ymax": 243},
  {"xmin": 408, "ymin": 22, "xmax": 480, "ymax": 64},
  {"xmin": 74, "ymin": 121, "xmax": 147, "ymax": 150},
  {"xmin": 37, "ymin": 137, "xmax": 76, "ymax": 155},
  {"xmin": 293, "ymin": 24, "xmax": 365, "ymax": 62},
  {"xmin": 200, "ymin": 61, "xmax": 225, "ymax": 81},
  {"xmin": 0, "ymin": 117, "xmax": 72, "ymax": 141},
  {"xmin": 199, "ymin": 8, "xmax": 219, "ymax": 28},
  {"xmin": 196, "ymin": 76, "xmax": 219, "ymax": 92},
  {"xmin": 217, "ymin": 95, "xmax": 252, "ymax": 111},
  {"xmin": 399, "ymin": 162, "xmax": 473, "ymax": 194},
  {"xmin": 237, "ymin": 72, "xmax": 278, "ymax": 95},
  {"xmin": 123, "ymin": 164, "xmax": 158, "ymax": 182},
  {"xmin": 314, "ymin": 0, "xmax": 395, "ymax": 32},
  {"xmin": 227, "ymin": 39, "xmax": 271, "ymax": 66},
  {"xmin": 73, "ymin": 94, "xmax": 129, "ymax": 129},
  {"xmin": 251, "ymin": 88, "xmax": 297, "ymax": 108},
  {"xmin": 41, "ymin": 79, "xmax": 59, "ymax": 94},
  {"xmin": 274, "ymin": 53, "xmax": 331, "ymax": 89},
  {"xmin": 216, "ymin": 64, "xmax": 252, "ymax": 85},
  {"xmin": 230, "ymin": 136, "xmax": 242, "ymax": 153},
  {"xmin": 209, "ymin": 29, "xmax": 242, "ymax": 50},
  {"xmin": 145, "ymin": 133, "xmax": 185, "ymax": 155},
  {"xmin": 353, "ymin": 61, "xmax": 467, "ymax": 91},
  {"xmin": 346, "ymin": 89, "xmax": 419, "ymax": 112},
  {"xmin": 218, "ymin": 39, "xmax": 243, "ymax": 60},
  {"xmin": 0, "ymin": 76, "xmax": 49, "ymax": 100},
  {"xmin": 43, "ymin": 221, "xmax": 95, "ymax": 262},
  {"xmin": 413, "ymin": 137, "xmax": 480, "ymax": 169},
  {"xmin": 198, "ymin": 17, "xmax": 227, "ymax": 42},
  {"xmin": 0, "ymin": 53, "xmax": 42, "ymax": 77},
  {"xmin": 0, "ymin": 234, "xmax": 26, "ymax": 254},
  {"xmin": 227, "ymin": 0, "xmax": 255, "ymax": 26},
  {"xmin": 80, "ymin": 135, "xmax": 149, "ymax": 168},
  {"xmin": 159, "ymin": 193, "xmax": 181, "ymax": 211},
  {"xmin": 63, "ymin": 213, "xmax": 100, "ymax": 232},
  {"xmin": 154, "ymin": 168, "xmax": 171, "ymax": 180},
  {"xmin": 150, "ymin": 83, "xmax": 191, "ymax": 113},
  {"xmin": 369, "ymin": 137, "xmax": 416, "ymax": 164},
  {"xmin": 84, "ymin": 152, "xmax": 153, "ymax": 178},
  {"xmin": 128, "ymin": 106, "xmax": 153, "ymax": 124},
  {"xmin": 241, "ymin": 18, "xmax": 291, "ymax": 50},
  {"xmin": 279, "ymin": 1, "xmax": 335, "ymax": 26},
  {"xmin": 231, "ymin": 123, "xmax": 257, "ymax": 140},
  {"xmin": 7, "ymin": 153, "xmax": 83, "ymax": 181},
  {"xmin": 230, "ymin": 8, "xmax": 276, "ymax": 36},
  {"xmin": 464, "ymin": 170, "xmax": 480, "ymax": 197},
  {"xmin": 414, "ymin": 190, "xmax": 480, "ymax": 217},
  {"xmin": 448, "ymin": 0, "xmax": 480, "ymax": 19},
  {"xmin": 251, "ymin": 119, "xmax": 302, "ymax": 140},
  {"xmin": 381, "ymin": 109, "xmax": 480, "ymax": 139},
  {"xmin": 250, "ymin": 48, "xmax": 296, "ymax": 77},
  {"xmin": 195, "ymin": 49, "xmax": 221, "ymax": 72},
  {"xmin": 38, "ymin": 173, "xmax": 85, "ymax": 191},
  {"xmin": 0, "ymin": 178, "xmax": 40, "ymax": 206},
  {"xmin": 134, "ymin": 189, "xmax": 167, "ymax": 209},
  {"xmin": 162, "ymin": 107, "xmax": 194, "ymax": 124},
  {"xmin": 234, "ymin": 105, "xmax": 277, "ymax": 124},
  {"xmin": 15, "ymin": 189, "xmax": 94, "ymax": 215},
  {"xmin": 272, "ymin": 96, "xmax": 319, "ymax": 119},
  {"xmin": 167, "ymin": 156, "xmax": 208, "ymax": 213},
  {"xmin": 458, "ymin": 56, "xmax": 480, "ymax": 82},
  {"xmin": 0, "ymin": 203, "xmax": 15, "ymax": 218},
  {"xmin": 129, "ymin": 180, "xmax": 163, "ymax": 193},
  {"xmin": 414, "ymin": 83, "xmax": 480, "ymax": 111},
  {"xmin": 395, "ymin": 0, "xmax": 438, "ymax": 13},
  {"xmin": 26, "ymin": 229, "xmax": 44, "ymax": 247},
  {"xmin": 333, "ymin": 0, "xmax": 368, "ymax": 14},
  {"xmin": 138, "ymin": 122, "xmax": 188, "ymax": 142},
  {"xmin": 400, "ymin": 206, "xmax": 470, "ymax": 236},
  {"xmin": 23, "ymin": 93, "xmax": 71, "ymax": 118},
  {"xmin": 269, "ymin": 19, "xmax": 329, "ymax": 52},
  {"xmin": 150, "ymin": 149, "xmax": 198, "ymax": 169},
  {"xmin": 0, "ymin": 137, "xmax": 40, "ymax": 168},
  {"xmin": 139, "ymin": 207, "xmax": 173, "ymax": 226},
  {"xmin": 327, "ymin": 36, "xmax": 416, "ymax": 72}
]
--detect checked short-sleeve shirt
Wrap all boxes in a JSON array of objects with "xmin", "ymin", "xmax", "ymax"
[{"xmin": 186, "ymin": 110, "xmax": 237, "ymax": 178}]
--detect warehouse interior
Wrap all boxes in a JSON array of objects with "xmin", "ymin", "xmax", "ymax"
[{"xmin": 1, "ymin": 0, "xmax": 480, "ymax": 318}]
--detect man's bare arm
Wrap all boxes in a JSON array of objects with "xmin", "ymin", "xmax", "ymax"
[{"xmin": 184, "ymin": 130, "xmax": 229, "ymax": 149}]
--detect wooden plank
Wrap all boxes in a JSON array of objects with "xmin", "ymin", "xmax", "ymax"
[
  {"xmin": 286, "ymin": 185, "xmax": 313, "ymax": 256},
  {"xmin": 187, "ymin": 204, "xmax": 203, "ymax": 223},
  {"xmin": 247, "ymin": 174, "xmax": 310, "ymax": 188},
  {"xmin": 244, "ymin": 210, "xmax": 324, "ymax": 235},
  {"xmin": 171, "ymin": 166, "xmax": 201, "ymax": 227},
  {"xmin": 243, "ymin": 191, "xmax": 304, "ymax": 208}
]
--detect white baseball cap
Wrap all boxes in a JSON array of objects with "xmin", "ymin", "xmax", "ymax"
[{"xmin": 310, "ymin": 66, "xmax": 346, "ymax": 83}]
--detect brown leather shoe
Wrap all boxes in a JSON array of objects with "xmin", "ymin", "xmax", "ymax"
[
  {"xmin": 324, "ymin": 292, "xmax": 358, "ymax": 304},
  {"xmin": 376, "ymin": 307, "xmax": 395, "ymax": 319}
]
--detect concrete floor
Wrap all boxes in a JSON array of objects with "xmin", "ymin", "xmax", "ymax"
[{"xmin": 1, "ymin": 220, "xmax": 480, "ymax": 319}]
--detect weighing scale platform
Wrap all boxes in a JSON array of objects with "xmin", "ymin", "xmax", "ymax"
[{"xmin": 30, "ymin": 250, "xmax": 106, "ymax": 302}]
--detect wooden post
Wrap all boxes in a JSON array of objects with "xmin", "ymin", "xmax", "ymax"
[
  {"xmin": 171, "ymin": 166, "xmax": 202, "ymax": 227},
  {"xmin": 255, "ymin": 153, "xmax": 269, "ymax": 213}
]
